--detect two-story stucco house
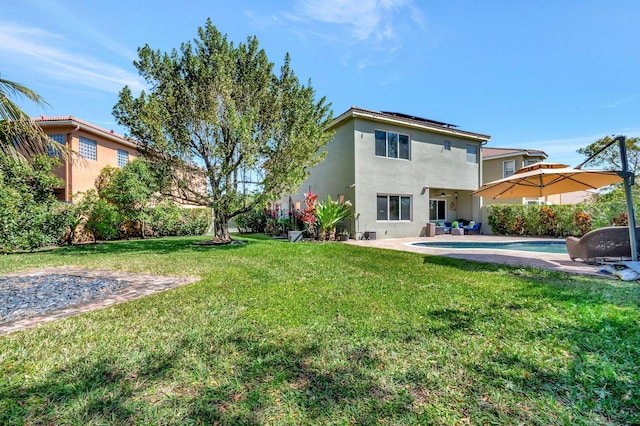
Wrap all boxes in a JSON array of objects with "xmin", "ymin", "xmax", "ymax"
[
  {"xmin": 35, "ymin": 115, "xmax": 138, "ymax": 202},
  {"xmin": 288, "ymin": 107, "xmax": 491, "ymax": 239}
]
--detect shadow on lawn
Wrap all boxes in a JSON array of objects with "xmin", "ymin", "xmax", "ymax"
[
  {"xmin": 0, "ymin": 332, "xmax": 418, "ymax": 424},
  {"xmin": 0, "ymin": 337, "xmax": 184, "ymax": 424},
  {"xmin": 50, "ymin": 236, "xmax": 257, "ymax": 256}
]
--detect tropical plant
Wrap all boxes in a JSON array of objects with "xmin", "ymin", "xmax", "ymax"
[
  {"xmin": 113, "ymin": 19, "xmax": 333, "ymax": 243},
  {"xmin": 0, "ymin": 75, "xmax": 69, "ymax": 161},
  {"xmin": 314, "ymin": 195, "xmax": 353, "ymax": 241}
]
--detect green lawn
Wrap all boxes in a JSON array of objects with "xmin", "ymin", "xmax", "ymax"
[{"xmin": 0, "ymin": 235, "xmax": 639, "ymax": 425}]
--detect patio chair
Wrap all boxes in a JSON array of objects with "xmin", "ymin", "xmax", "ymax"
[
  {"xmin": 463, "ymin": 222, "xmax": 481, "ymax": 235},
  {"xmin": 441, "ymin": 222, "xmax": 452, "ymax": 234},
  {"xmin": 566, "ymin": 226, "xmax": 640, "ymax": 264}
]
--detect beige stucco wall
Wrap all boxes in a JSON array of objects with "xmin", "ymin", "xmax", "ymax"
[
  {"xmin": 288, "ymin": 121, "xmax": 356, "ymax": 231},
  {"xmin": 292, "ymin": 115, "xmax": 485, "ymax": 239},
  {"xmin": 352, "ymin": 118, "xmax": 482, "ymax": 238}
]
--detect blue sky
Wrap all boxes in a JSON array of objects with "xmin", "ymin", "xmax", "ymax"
[{"xmin": 2, "ymin": 0, "xmax": 639, "ymax": 167}]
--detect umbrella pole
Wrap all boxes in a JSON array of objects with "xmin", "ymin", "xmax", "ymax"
[{"xmin": 618, "ymin": 136, "xmax": 638, "ymax": 261}]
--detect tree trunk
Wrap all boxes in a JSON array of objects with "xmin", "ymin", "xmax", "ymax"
[{"xmin": 214, "ymin": 211, "xmax": 231, "ymax": 242}]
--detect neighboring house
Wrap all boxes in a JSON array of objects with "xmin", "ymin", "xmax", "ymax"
[
  {"xmin": 287, "ymin": 107, "xmax": 491, "ymax": 239},
  {"xmin": 34, "ymin": 115, "xmax": 138, "ymax": 202},
  {"xmin": 481, "ymin": 147, "xmax": 548, "ymax": 205},
  {"xmin": 479, "ymin": 147, "xmax": 548, "ymax": 234}
]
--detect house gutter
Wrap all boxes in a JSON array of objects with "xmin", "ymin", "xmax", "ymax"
[{"xmin": 482, "ymin": 151, "xmax": 548, "ymax": 161}]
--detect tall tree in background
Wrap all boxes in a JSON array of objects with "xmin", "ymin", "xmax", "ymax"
[
  {"xmin": 0, "ymin": 75, "xmax": 67, "ymax": 161},
  {"xmin": 577, "ymin": 136, "xmax": 640, "ymax": 175},
  {"xmin": 578, "ymin": 136, "xmax": 640, "ymax": 210},
  {"xmin": 114, "ymin": 19, "xmax": 333, "ymax": 242}
]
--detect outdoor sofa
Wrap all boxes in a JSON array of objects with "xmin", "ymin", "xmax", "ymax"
[{"xmin": 566, "ymin": 226, "xmax": 640, "ymax": 264}]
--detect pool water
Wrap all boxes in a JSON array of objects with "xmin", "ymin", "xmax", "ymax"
[{"xmin": 413, "ymin": 240, "xmax": 568, "ymax": 254}]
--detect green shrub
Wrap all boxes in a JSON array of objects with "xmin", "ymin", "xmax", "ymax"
[
  {"xmin": 487, "ymin": 204, "xmax": 585, "ymax": 237},
  {"xmin": 82, "ymin": 194, "xmax": 122, "ymax": 241},
  {"xmin": 147, "ymin": 203, "xmax": 211, "ymax": 236},
  {"xmin": 235, "ymin": 208, "xmax": 268, "ymax": 233},
  {"xmin": 0, "ymin": 155, "xmax": 71, "ymax": 252}
]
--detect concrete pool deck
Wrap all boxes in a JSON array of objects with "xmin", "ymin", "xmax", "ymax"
[{"xmin": 345, "ymin": 234, "xmax": 605, "ymax": 276}]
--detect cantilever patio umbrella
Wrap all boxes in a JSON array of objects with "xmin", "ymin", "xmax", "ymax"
[
  {"xmin": 473, "ymin": 136, "xmax": 638, "ymax": 261},
  {"xmin": 471, "ymin": 162, "xmax": 623, "ymax": 199}
]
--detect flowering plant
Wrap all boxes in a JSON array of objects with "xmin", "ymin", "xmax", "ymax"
[{"xmin": 302, "ymin": 191, "xmax": 318, "ymax": 235}]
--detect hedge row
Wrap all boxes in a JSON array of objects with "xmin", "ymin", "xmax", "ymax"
[{"xmin": 486, "ymin": 203, "xmax": 631, "ymax": 238}]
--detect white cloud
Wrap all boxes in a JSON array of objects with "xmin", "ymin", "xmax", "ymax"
[
  {"xmin": 604, "ymin": 97, "xmax": 634, "ymax": 109},
  {"xmin": 289, "ymin": 0, "xmax": 425, "ymax": 46},
  {"xmin": 0, "ymin": 22, "xmax": 144, "ymax": 94},
  {"xmin": 303, "ymin": 0, "xmax": 423, "ymax": 40}
]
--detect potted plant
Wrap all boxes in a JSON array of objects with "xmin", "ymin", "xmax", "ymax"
[
  {"xmin": 338, "ymin": 230, "xmax": 350, "ymax": 241},
  {"xmin": 287, "ymin": 210, "xmax": 304, "ymax": 243}
]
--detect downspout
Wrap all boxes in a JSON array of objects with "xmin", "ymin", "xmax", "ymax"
[
  {"xmin": 65, "ymin": 124, "xmax": 80, "ymax": 202},
  {"xmin": 478, "ymin": 139, "xmax": 489, "ymax": 222}
]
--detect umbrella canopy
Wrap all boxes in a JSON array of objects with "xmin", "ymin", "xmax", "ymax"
[{"xmin": 472, "ymin": 162, "xmax": 623, "ymax": 199}]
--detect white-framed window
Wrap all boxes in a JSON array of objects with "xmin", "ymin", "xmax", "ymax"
[
  {"xmin": 466, "ymin": 144, "xmax": 478, "ymax": 163},
  {"xmin": 79, "ymin": 137, "xmax": 97, "ymax": 161},
  {"xmin": 503, "ymin": 160, "xmax": 516, "ymax": 177},
  {"xmin": 524, "ymin": 159, "xmax": 539, "ymax": 167},
  {"xmin": 377, "ymin": 194, "xmax": 411, "ymax": 221},
  {"xmin": 429, "ymin": 199, "xmax": 446, "ymax": 221},
  {"xmin": 375, "ymin": 130, "xmax": 410, "ymax": 160},
  {"xmin": 46, "ymin": 134, "xmax": 65, "ymax": 157},
  {"xmin": 443, "ymin": 140, "xmax": 451, "ymax": 151},
  {"xmin": 117, "ymin": 149, "xmax": 129, "ymax": 167}
]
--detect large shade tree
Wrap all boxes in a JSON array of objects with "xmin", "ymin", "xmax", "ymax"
[
  {"xmin": 114, "ymin": 19, "xmax": 333, "ymax": 242},
  {"xmin": 0, "ymin": 75, "xmax": 67, "ymax": 161}
]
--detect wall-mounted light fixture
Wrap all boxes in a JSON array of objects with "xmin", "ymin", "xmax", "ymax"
[{"xmin": 338, "ymin": 193, "xmax": 345, "ymax": 204}]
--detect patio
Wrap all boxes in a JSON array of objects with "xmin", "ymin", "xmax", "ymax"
[{"xmin": 346, "ymin": 234, "xmax": 604, "ymax": 276}]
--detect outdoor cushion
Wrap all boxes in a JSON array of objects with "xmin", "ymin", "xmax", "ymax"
[{"xmin": 463, "ymin": 222, "xmax": 482, "ymax": 235}]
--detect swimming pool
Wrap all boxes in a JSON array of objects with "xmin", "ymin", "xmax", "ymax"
[{"xmin": 412, "ymin": 240, "xmax": 568, "ymax": 254}]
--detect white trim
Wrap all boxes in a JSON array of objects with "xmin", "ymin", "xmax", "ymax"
[
  {"xmin": 330, "ymin": 108, "xmax": 490, "ymax": 142},
  {"xmin": 37, "ymin": 118, "xmax": 138, "ymax": 150},
  {"xmin": 503, "ymin": 159, "xmax": 516, "ymax": 178}
]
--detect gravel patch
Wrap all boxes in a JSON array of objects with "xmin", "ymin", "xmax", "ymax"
[{"xmin": 0, "ymin": 274, "xmax": 131, "ymax": 324}]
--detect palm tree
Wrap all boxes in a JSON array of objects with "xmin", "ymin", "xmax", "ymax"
[{"xmin": 0, "ymin": 75, "xmax": 68, "ymax": 161}]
